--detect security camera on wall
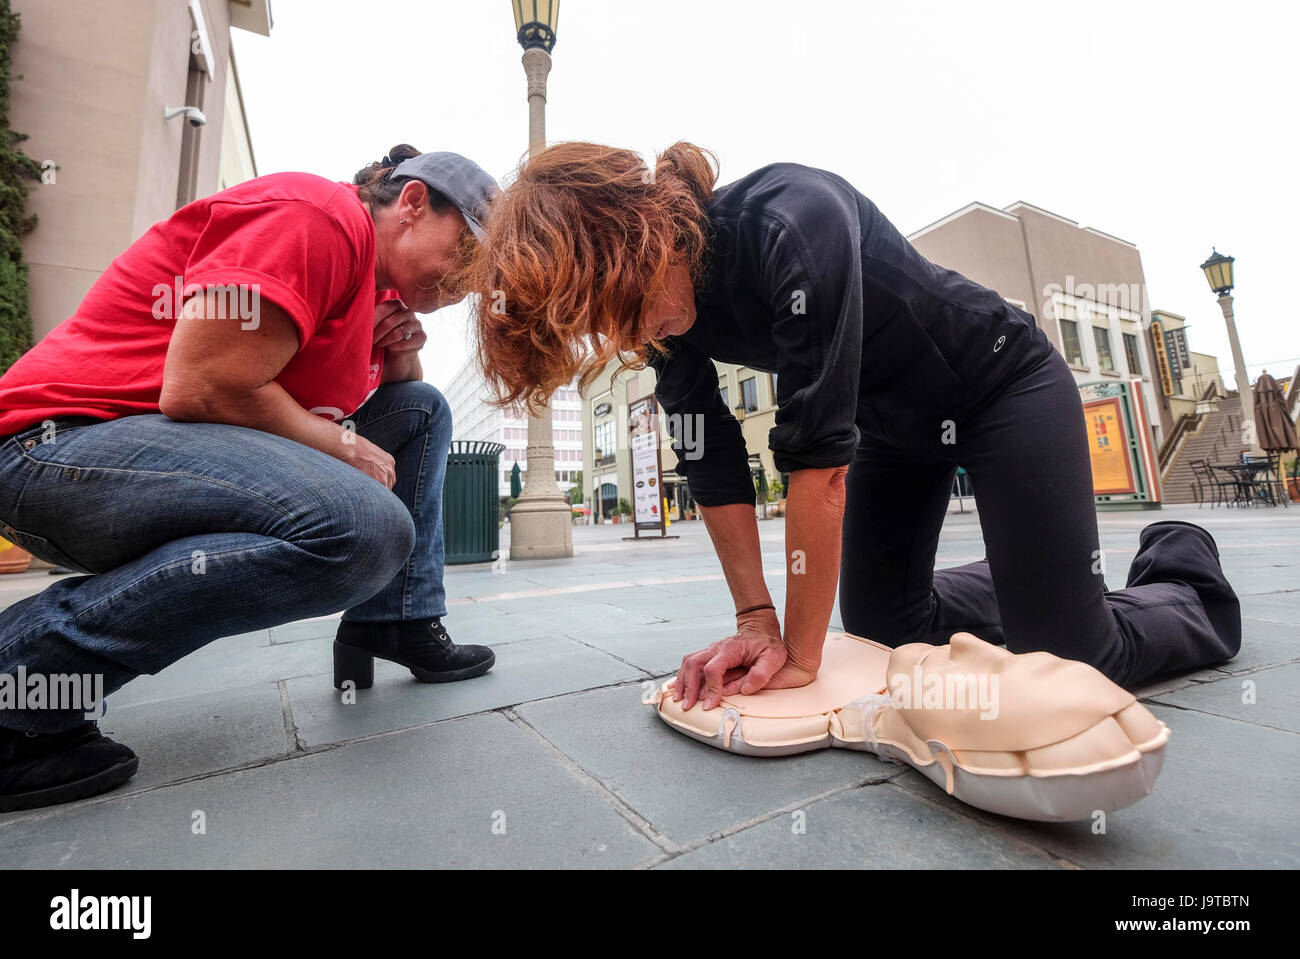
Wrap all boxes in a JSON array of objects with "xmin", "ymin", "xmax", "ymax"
[{"xmin": 163, "ymin": 106, "xmax": 206, "ymax": 128}]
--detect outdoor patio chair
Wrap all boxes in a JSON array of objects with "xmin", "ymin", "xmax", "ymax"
[
  {"xmin": 1190, "ymin": 459, "xmax": 1235, "ymax": 508},
  {"xmin": 1245, "ymin": 452, "xmax": 1288, "ymax": 508}
]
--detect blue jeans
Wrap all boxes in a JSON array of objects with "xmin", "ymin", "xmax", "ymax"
[{"xmin": 0, "ymin": 380, "xmax": 453, "ymax": 732}]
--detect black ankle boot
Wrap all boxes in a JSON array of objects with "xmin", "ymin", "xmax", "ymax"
[
  {"xmin": 333, "ymin": 618, "xmax": 495, "ymax": 689},
  {"xmin": 0, "ymin": 721, "xmax": 139, "ymax": 813}
]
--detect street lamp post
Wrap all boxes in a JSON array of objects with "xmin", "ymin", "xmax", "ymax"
[
  {"xmin": 1200, "ymin": 249, "xmax": 1262, "ymax": 456},
  {"xmin": 508, "ymin": 1, "xmax": 573, "ymax": 559}
]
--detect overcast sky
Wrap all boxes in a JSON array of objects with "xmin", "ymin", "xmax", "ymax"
[{"xmin": 233, "ymin": 0, "xmax": 1298, "ymax": 392}]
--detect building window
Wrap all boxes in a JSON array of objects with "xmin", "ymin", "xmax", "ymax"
[
  {"xmin": 1123, "ymin": 332, "xmax": 1142, "ymax": 376},
  {"xmin": 770, "ymin": 373, "xmax": 778, "ymax": 400},
  {"xmin": 1093, "ymin": 326, "xmax": 1115, "ymax": 372},
  {"xmin": 740, "ymin": 376, "xmax": 758, "ymax": 412},
  {"xmin": 1059, "ymin": 318, "xmax": 1084, "ymax": 366},
  {"xmin": 718, "ymin": 381, "xmax": 729, "ymax": 410},
  {"xmin": 593, "ymin": 420, "xmax": 615, "ymax": 458}
]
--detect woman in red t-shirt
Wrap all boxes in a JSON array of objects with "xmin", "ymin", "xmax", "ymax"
[{"xmin": 0, "ymin": 145, "xmax": 496, "ymax": 812}]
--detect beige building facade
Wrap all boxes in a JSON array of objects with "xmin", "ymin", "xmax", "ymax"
[
  {"xmin": 11, "ymin": 0, "xmax": 270, "ymax": 342},
  {"xmin": 580, "ymin": 359, "xmax": 781, "ymax": 523},
  {"xmin": 908, "ymin": 200, "xmax": 1166, "ymax": 451},
  {"xmin": 1149, "ymin": 309, "xmax": 1226, "ymax": 423}
]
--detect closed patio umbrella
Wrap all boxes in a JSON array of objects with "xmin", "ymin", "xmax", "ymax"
[
  {"xmin": 510, "ymin": 461, "xmax": 522, "ymax": 499},
  {"xmin": 1254, "ymin": 372, "xmax": 1298, "ymax": 452}
]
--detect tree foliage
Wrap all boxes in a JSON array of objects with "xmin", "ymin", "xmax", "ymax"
[{"xmin": 0, "ymin": 0, "xmax": 41, "ymax": 375}]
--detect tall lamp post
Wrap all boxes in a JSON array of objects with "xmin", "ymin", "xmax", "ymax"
[
  {"xmin": 508, "ymin": 0, "xmax": 573, "ymax": 559},
  {"xmin": 1200, "ymin": 249, "xmax": 1262, "ymax": 456}
]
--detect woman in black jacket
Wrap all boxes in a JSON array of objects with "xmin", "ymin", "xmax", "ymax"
[{"xmin": 472, "ymin": 141, "xmax": 1240, "ymax": 711}]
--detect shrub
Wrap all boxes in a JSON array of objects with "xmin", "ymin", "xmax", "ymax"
[{"xmin": 0, "ymin": 0, "xmax": 41, "ymax": 376}]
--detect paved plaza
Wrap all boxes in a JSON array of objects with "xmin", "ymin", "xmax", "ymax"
[{"xmin": 1, "ymin": 504, "xmax": 1296, "ymax": 868}]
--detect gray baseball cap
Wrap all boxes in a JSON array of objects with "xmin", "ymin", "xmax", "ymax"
[{"xmin": 389, "ymin": 151, "xmax": 498, "ymax": 239}]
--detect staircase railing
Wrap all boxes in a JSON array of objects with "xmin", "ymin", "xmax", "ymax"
[{"xmin": 1158, "ymin": 380, "xmax": 1225, "ymax": 477}]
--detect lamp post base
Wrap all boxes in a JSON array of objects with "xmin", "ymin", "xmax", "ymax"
[{"xmin": 508, "ymin": 496, "xmax": 574, "ymax": 560}]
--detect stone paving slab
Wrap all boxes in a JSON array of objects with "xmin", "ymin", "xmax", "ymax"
[
  {"xmin": 0, "ymin": 682, "xmax": 290, "ymax": 827},
  {"xmin": 462, "ymin": 602, "xmax": 666, "ymax": 643},
  {"xmin": 515, "ymin": 683, "xmax": 903, "ymax": 846},
  {"xmin": 1129, "ymin": 669, "xmax": 1228, "ymax": 702},
  {"xmin": 584, "ymin": 586, "xmax": 729, "ymax": 620},
  {"xmin": 99, "ymin": 683, "xmax": 291, "ymax": 794},
  {"xmin": 104, "ymin": 635, "xmax": 334, "ymax": 709},
  {"xmin": 267, "ymin": 619, "xmax": 336, "ymax": 644},
  {"xmin": 888, "ymin": 703, "xmax": 1300, "ymax": 869},
  {"xmin": 0, "ymin": 712, "xmax": 659, "ymax": 868},
  {"xmin": 656, "ymin": 780, "xmax": 1063, "ymax": 870},
  {"xmin": 440, "ymin": 602, "xmax": 512, "ymax": 627},
  {"xmin": 564, "ymin": 614, "xmax": 743, "ymax": 675},
  {"xmin": 1239, "ymin": 592, "xmax": 1300, "ymax": 626},
  {"xmin": 1150, "ymin": 662, "xmax": 1300, "ymax": 734},
  {"xmin": 1212, "ymin": 617, "xmax": 1300, "ymax": 674},
  {"xmin": 285, "ymin": 635, "xmax": 646, "ymax": 747}
]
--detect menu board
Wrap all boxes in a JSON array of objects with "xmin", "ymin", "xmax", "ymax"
[{"xmin": 628, "ymin": 395, "xmax": 664, "ymax": 532}]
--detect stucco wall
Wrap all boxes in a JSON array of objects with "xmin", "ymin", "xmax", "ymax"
[{"xmin": 11, "ymin": 0, "xmax": 234, "ymax": 339}]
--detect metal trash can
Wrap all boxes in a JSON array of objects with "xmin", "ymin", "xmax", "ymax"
[{"xmin": 442, "ymin": 440, "xmax": 506, "ymax": 565}]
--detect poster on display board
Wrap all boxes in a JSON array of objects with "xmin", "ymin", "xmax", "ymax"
[
  {"xmin": 1083, "ymin": 396, "xmax": 1137, "ymax": 495},
  {"xmin": 1079, "ymin": 380, "xmax": 1162, "ymax": 509},
  {"xmin": 627, "ymin": 394, "xmax": 666, "ymax": 534}
]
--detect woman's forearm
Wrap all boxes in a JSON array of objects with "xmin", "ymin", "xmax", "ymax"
[
  {"xmin": 381, "ymin": 350, "xmax": 422, "ymax": 383},
  {"xmin": 782, "ymin": 466, "xmax": 849, "ymax": 671},
  {"xmin": 160, "ymin": 291, "xmax": 353, "ymax": 462},
  {"xmin": 698, "ymin": 502, "xmax": 774, "ymax": 613},
  {"xmin": 162, "ymin": 376, "xmax": 351, "ymax": 461}
]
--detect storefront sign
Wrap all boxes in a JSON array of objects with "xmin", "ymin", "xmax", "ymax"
[
  {"xmin": 1149, "ymin": 320, "xmax": 1174, "ymax": 397},
  {"xmin": 1164, "ymin": 326, "xmax": 1191, "ymax": 376}
]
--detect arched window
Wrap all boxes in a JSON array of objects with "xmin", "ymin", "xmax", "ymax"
[{"xmin": 599, "ymin": 482, "xmax": 618, "ymax": 519}]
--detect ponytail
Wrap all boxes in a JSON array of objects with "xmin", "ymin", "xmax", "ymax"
[
  {"xmin": 653, "ymin": 141, "xmax": 718, "ymax": 207},
  {"xmin": 353, "ymin": 143, "xmax": 457, "ymax": 215}
]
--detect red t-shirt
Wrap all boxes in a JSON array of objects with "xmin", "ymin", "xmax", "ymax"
[{"xmin": 0, "ymin": 172, "xmax": 386, "ymax": 435}]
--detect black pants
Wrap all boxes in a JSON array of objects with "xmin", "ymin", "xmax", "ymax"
[{"xmin": 839, "ymin": 349, "xmax": 1241, "ymax": 689}]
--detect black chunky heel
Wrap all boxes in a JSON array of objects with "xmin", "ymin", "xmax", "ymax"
[
  {"xmin": 333, "ymin": 641, "xmax": 374, "ymax": 690},
  {"xmin": 332, "ymin": 618, "xmax": 495, "ymax": 687}
]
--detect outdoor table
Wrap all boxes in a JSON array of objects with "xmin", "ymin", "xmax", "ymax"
[{"xmin": 1213, "ymin": 461, "xmax": 1278, "ymax": 506}]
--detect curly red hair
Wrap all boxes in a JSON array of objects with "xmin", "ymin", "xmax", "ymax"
[{"xmin": 468, "ymin": 141, "xmax": 717, "ymax": 413}]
